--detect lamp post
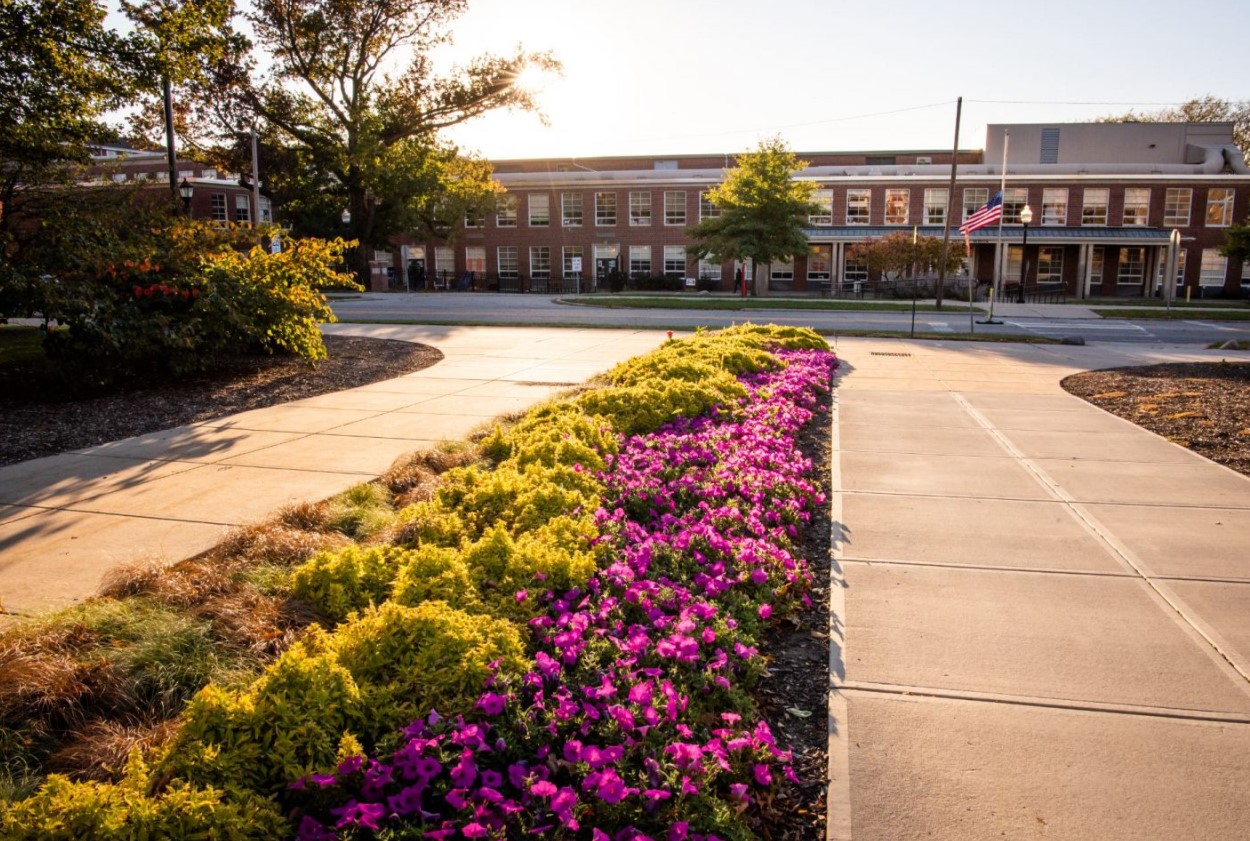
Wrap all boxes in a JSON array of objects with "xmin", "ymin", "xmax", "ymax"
[
  {"xmin": 341, "ymin": 208, "xmax": 352, "ymax": 226},
  {"xmin": 1017, "ymin": 204, "xmax": 1033, "ymax": 303},
  {"xmin": 178, "ymin": 178, "xmax": 194, "ymax": 218}
]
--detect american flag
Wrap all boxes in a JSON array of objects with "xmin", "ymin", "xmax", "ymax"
[{"xmin": 959, "ymin": 191, "xmax": 1003, "ymax": 237}]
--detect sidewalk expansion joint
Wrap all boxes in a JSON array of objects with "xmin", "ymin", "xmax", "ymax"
[
  {"xmin": 842, "ymin": 681, "xmax": 1250, "ymax": 725},
  {"xmin": 840, "ymin": 557, "xmax": 1136, "ymax": 579}
]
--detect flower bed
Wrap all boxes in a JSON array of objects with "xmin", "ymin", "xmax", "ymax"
[{"xmin": 0, "ymin": 326, "xmax": 837, "ymax": 839}]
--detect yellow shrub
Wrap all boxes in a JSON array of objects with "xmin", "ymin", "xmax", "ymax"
[
  {"xmin": 289, "ymin": 545, "xmax": 409, "ymax": 624},
  {"xmin": 390, "ymin": 545, "xmax": 480, "ymax": 611}
]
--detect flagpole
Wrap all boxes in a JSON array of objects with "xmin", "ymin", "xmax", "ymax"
[{"xmin": 982, "ymin": 129, "xmax": 1009, "ymax": 325}]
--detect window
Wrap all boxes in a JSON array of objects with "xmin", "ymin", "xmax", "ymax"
[
  {"xmin": 497, "ymin": 246, "xmax": 519, "ymax": 279},
  {"xmin": 435, "ymin": 247, "xmax": 454, "ymax": 275},
  {"xmin": 697, "ymin": 259, "xmax": 722, "ymax": 282},
  {"xmin": 843, "ymin": 254, "xmax": 868, "ymax": 286},
  {"xmin": 663, "ymin": 191, "xmax": 686, "ymax": 225},
  {"xmin": 1156, "ymin": 249, "xmax": 1186, "ymax": 292},
  {"xmin": 1037, "ymin": 247, "xmax": 1064, "ymax": 284},
  {"xmin": 464, "ymin": 207, "xmax": 484, "ymax": 228},
  {"xmin": 1006, "ymin": 245, "xmax": 1023, "ymax": 281},
  {"xmin": 1041, "ymin": 188, "xmax": 1067, "ymax": 226},
  {"xmin": 663, "ymin": 245, "xmax": 686, "ymax": 278},
  {"xmin": 846, "ymin": 189, "xmax": 870, "ymax": 225},
  {"xmin": 923, "ymin": 188, "xmax": 948, "ymax": 225},
  {"xmin": 1123, "ymin": 188, "xmax": 1150, "ymax": 226},
  {"xmin": 699, "ymin": 191, "xmax": 721, "ymax": 219},
  {"xmin": 211, "ymin": 193, "xmax": 227, "ymax": 221},
  {"xmin": 629, "ymin": 191, "xmax": 651, "ymax": 226},
  {"xmin": 810, "ymin": 189, "xmax": 833, "ymax": 225},
  {"xmin": 769, "ymin": 259, "xmax": 794, "ymax": 291},
  {"xmin": 529, "ymin": 193, "xmax": 550, "ymax": 227},
  {"xmin": 465, "ymin": 247, "xmax": 486, "ymax": 275},
  {"xmin": 234, "ymin": 195, "xmax": 251, "ymax": 223},
  {"xmin": 1164, "ymin": 188, "xmax": 1192, "ymax": 226},
  {"xmin": 112, "ymin": 173, "xmax": 128, "ymax": 183},
  {"xmin": 1117, "ymin": 247, "xmax": 1144, "ymax": 287},
  {"xmin": 563, "ymin": 246, "xmax": 584, "ymax": 279},
  {"xmin": 595, "ymin": 192, "xmax": 617, "ymax": 226},
  {"xmin": 1207, "ymin": 188, "xmax": 1234, "ymax": 227},
  {"xmin": 808, "ymin": 244, "xmax": 832, "ymax": 282},
  {"xmin": 963, "ymin": 188, "xmax": 988, "ymax": 221},
  {"xmin": 529, "ymin": 246, "xmax": 551, "ymax": 279},
  {"xmin": 628, "ymin": 245, "xmax": 651, "ymax": 277},
  {"xmin": 884, "ymin": 189, "xmax": 909, "ymax": 225},
  {"xmin": 562, "ymin": 192, "xmax": 583, "ymax": 227},
  {"xmin": 201, "ymin": 168, "xmax": 217, "ymax": 179},
  {"xmin": 1002, "ymin": 188, "xmax": 1028, "ymax": 224},
  {"xmin": 1200, "ymin": 249, "xmax": 1227, "ymax": 286},
  {"xmin": 496, "ymin": 194, "xmax": 517, "ymax": 227},
  {"xmin": 1088, "ymin": 247, "xmax": 1105, "ymax": 294},
  {"xmin": 1082, "ymin": 188, "xmax": 1109, "ymax": 226}
]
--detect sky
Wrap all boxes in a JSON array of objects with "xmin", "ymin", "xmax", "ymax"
[{"xmin": 425, "ymin": 0, "xmax": 1249, "ymax": 160}]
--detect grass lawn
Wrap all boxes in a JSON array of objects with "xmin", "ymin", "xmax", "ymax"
[
  {"xmin": 1091, "ymin": 308, "xmax": 1250, "ymax": 320},
  {"xmin": 1081, "ymin": 297, "xmax": 1249, "ymax": 308},
  {"xmin": 558, "ymin": 294, "xmax": 984, "ymax": 314},
  {"xmin": 0, "ymin": 326, "xmax": 46, "ymax": 367}
]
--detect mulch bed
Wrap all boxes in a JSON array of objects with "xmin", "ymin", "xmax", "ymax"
[
  {"xmin": 1061, "ymin": 360, "xmax": 1250, "ymax": 478},
  {"xmin": 0, "ymin": 335, "xmax": 443, "ymax": 467}
]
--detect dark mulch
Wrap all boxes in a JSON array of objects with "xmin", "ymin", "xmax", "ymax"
[
  {"xmin": 753, "ymin": 384, "xmax": 832, "ymax": 840},
  {"xmin": 0, "ymin": 335, "xmax": 443, "ymax": 467},
  {"xmin": 1061, "ymin": 360, "xmax": 1250, "ymax": 478}
]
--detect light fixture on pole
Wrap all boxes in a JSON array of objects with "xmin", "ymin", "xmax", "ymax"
[
  {"xmin": 340, "ymin": 208, "xmax": 352, "ymax": 225},
  {"xmin": 1017, "ymin": 203, "xmax": 1033, "ymax": 303},
  {"xmin": 178, "ymin": 178, "xmax": 194, "ymax": 217}
]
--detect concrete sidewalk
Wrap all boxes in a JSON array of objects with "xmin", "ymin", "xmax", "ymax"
[
  {"xmin": 828, "ymin": 338, "xmax": 1250, "ymax": 840},
  {"xmin": 0, "ymin": 325, "xmax": 666, "ymax": 618}
]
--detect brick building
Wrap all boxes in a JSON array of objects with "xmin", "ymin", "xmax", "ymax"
[{"xmin": 382, "ymin": 122, "xmax": 1249, "ymax": 300}]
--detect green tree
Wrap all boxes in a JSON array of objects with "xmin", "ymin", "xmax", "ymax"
[
  {"xmin": 1098, "ymin": 95, "xmax": 1250, "ymax": 162},
  {"xmin": 1218, "ymin": 218, "xmax": 1250, "ymax": 284},
  {"xmin": 685, "ymin": 137, "xmax": 820, "ymax": 295},
  {"xmin": 166, "ymin": 0, "xmax": 557, "ymax": 284}
]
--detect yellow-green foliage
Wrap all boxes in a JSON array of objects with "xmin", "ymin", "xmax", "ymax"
[
  {"xmin": 0, "ymin": 750, "xmax": 286, "ymax": 840},
  {"xmin": 721, "ymin": 323, "xmax": 828, "ymax": 350},
  {"xmin": 324, "ymin": 482, "xmax": 396, "ymax": 540},
  {"xmin": 393, "ymin": 500, "xmax": 468, "ymax": 548},
  {"xmin": 290, "ymin": 545, "xmax": 409, "ymax": 624},
  {"xmin": 460, "ymin": 519, "xmax": 599, "ymax": 618},
  {"xmin": 481, "ymin": 403, "xmax": 619, "ymax": 473},
  {"xmin": 578, "ymin": 377, "xmax": 744, "ymax": 437},
  {"xmin": 390, "ymin": 546, "xmax": 480, "ymax": 611},
  {"xmin": 168, "ymin": 603, "xmax": 525, "ymax": 796},
  {"xmin": 435, "ymin": 462, "xmax": 602, "ymax": 539}
]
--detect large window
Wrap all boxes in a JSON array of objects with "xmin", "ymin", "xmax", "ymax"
[
  {"xmin": 562, "ymin": 192, "xmax": 583, "ymax": 227},
  {"xmin": 699, "ymin": 190, "xmax": 721, "ymax": 219},
  {"xmin": 963, "ymin": 188, "xmax": 988, "ymax": 221},
  {"xmin": 595, "ymin": 192, "xmax": 617, "ymax": 226},
  {"xmin": 497, "ymin": 246, "xmax": 519, "ymax": 279},
  {"xmin": 465, "ymin": 207, "xmax": 484, "ymax": 228},
  {"xmin": 1123, "ymin": 188, "xmax": 1149, "ymax": 226},
  {"xmin": 1164, "ymin": 188, "xmax": 1191, "ymax": 226},
  {"xmin": 846, "ymin": 189, "xmax": 870, "ymax": 225},
  {"xmin": 496, "ymin": 194, "xmax": 517, "ymax": 227},
  {"xmin": 563, "ymin": 246, "xmax": 584, "ymax": 280},
  {"xmin": 1037, "ymin": 247, "xmax": 1064, "ymax": 284},
  {"xmin": 234, "ymin": 195, "xmax": 251, "ymax": 223},
  {"xmin": 1042, "ymin": 188, "xmax": 1067, "ymax": 225},
  {"xmin": 663, "ymin": 245, "xmax": 686, "ymax": 278},
  {"xmin": 1117, "ymin": 247, "xmax": 1145, "ymax": 288},
  {"xmin": 663, "ymin": 191, "xmax": 686, "ymax": 226},
  {"xmin": 529, "ymin": 194, "xmax": 550, "ymax": 227},
  {"xmin": 1200, "ymin": 249, "xmax": 1227, "ymax": 286},
  {"xmin": 697, "ymin": 259, "xmax": 722, "ymax": 283},
  {"xmin": 923, "ymin": 188, "xmax": 947, "ymax": 225},
  {"xmin": 1156, "ymin": 248, "xmax": 1186, "ymax": 293},
  {"xmin": 810, "ymin": 189, "xmax": 833, "ymax": 225},
  {"xmin": 1088, "ymin": 247, "xmax": 1105, "ymax": 295},
  {"xmin": 885, "ymin": 189, "xmax": 909, "ymax": 225},
  {"xmin": 629, "ymin": 191, "xmax": 651, "ymax": 226},
  {"xmin": 769, "ymin": 259, "xmax": 794, "ymax": 291},
  {"xmin": 628, "ymin": 245, "xmax": 651, "ymax": 277},
  {"xmin": 211, "ymin": 193, "xmax": 227, "ymax": 222},
  {"xmin": 465, "ymin": 247, "xmax": 486, "ymax": 275},
  {"xmin": 1082, "ymin": 188, "xmax": 1109, "ymax": 226},
  {"xmin": 529, "ymin": 246, "xmax": 551, "ymax": 279},
  {"xmin": 1207, "ymin": 188, "xmax": 1234, "ymax": 227},
  {"xmin": 843, "ymin": 254, "xmax": 868, "ymax": 287},
  {"xmin": 435, "ymin": 247, "xmax": 454, "ymax": 275},
  {"xmin": 1002, "ymin": 187, "xmax": 1028, "ymax": 224},
  {"xmin": 1006, "ymin": 245, "xmax": 1023, "ymax": 282},
  {"xmin": 808, "ymin": 244, "xmax": 832, "ymax": 282}
]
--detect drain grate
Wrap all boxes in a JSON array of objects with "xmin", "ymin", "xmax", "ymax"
[{"xmin": 870, "ymin": 352, "xmax": 913, "ymax": 357}]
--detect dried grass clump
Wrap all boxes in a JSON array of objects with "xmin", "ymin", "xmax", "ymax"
[
  {"xmin": 195, "ymin": 590, "xmax": 320, "ymax": 658},
  {"xmin": 46, "ymin": 719, "xmax": 178, "ymax": 782},
  {"xmin": 276, "ymin": 500, "xmax": 333, "ymax": 533},
  {"xmin": 211, "ymin": 521, "xmax": 350, "ymax": 567},
  {"xmin": 99, "ymin": 559, "xmax": 236, "ymax": 608}
]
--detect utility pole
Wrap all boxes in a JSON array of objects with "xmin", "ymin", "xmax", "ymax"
[{"xmin": 936, "ymin": 96, "xmax": 962, "ymax": 311}]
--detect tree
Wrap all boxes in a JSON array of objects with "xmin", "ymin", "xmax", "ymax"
[
  {"xmin": 685, "ymin": 137, "xmax": 820, "ymax": 296},
  {"xmin": 1219, "ymin": 218, "xmax": 1250, "ymax": 284},
  {"xmin": 161, "ymin": 0, "xmax": 558, "ymax": 284},
  {"xmin": 848, "ymin": 232, "xmax": 966, "ymax": 281},
  {"xmin": 1098, "ymin": 96, "xmax": 1250, "ymax": 162}
]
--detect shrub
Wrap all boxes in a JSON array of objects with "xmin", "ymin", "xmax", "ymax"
[
  {"xmin": 435, "ymin": 462, "xmax": 602, "ymax": 539},
  {"xmin": 289, "ymin": 545, "xmax": 409, "ymax": 625},
  {"xmin": 578, "ymin": 377, "xmax": 744, "ymax": 436},
  {"xmin": 0, "ymin": 750, "xmax": 286, "ymax": 840},
  {"xmin": 389, "ymin": 546, "xmax": 479, "ymax": 612}
]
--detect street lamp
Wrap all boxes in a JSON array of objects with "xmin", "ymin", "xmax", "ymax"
[
  {"xmin": 1017, "ymin": 203, "xmax": 1033, "ymax": 303},
  {"xmin": 178, "ymin": 178, "xmax": 194, "ymax": 217},
  {"xmin": 340, "ymin": 208, "xmax": 352, "ymax": 225}
]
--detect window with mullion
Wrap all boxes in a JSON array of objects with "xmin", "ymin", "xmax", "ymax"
[
  {"xmin": 923, "ymin": 188, "xmax": 947, "ymax": 225},
  {"xmin": 663, "ymin": 245, "xmax": 686, "ymax": 277},
  {"xmin": 1122, "ymin": 188, "xmax": 1149, "ymax": 226},
  {"xmin": 1164, "ymin": 188, "xmax": 1191, "ymax": 226},
  {"xmin": 809, "ymin": 189, "xmax": 833, "ymax": 225},
  {"xmin": 629, "ymin": 191, "xmax": 652, "ymax": 226},
  {"xmin": 497, "ymin": 246, "xmax": 518, "ymax": 279},
  {"xmin": 846, "ymin": 189, "xmax": 870, "ymax": 225},
  {"xmin": 1207, "ymin": 188, "xmax": 1234, "ymax": 227},
  {"xmin": 629, "ymin": 245, "xmax": 651, "ymax": 277},
  {"xmin": 699, "ymin": 190, "xmax": 721, "ymax": 220},
  {"xmin": 595, "ymin": 192, "xmax": 616, "ymax": 226},
  {"xmin": 529, "ymin": 194, "xmax": 550, "ymax": 227},
  {"xmin": 884, "ymin": 189, "xmax": 909, "ymax": 225},
  {"xmin": 1041, "ymin": 188, "xmax": 1067, "ymax": 225},
  {"xmin": 962, "ymin": 188, "xmax": 988, "ymax": 222},
  {"xmin": 562, "ymin": 192, "xmax": 583, "ymax": 227},
  {"xmin": 663, "ymin": 191, "xmax": 686, "ymax": 225},
  {"xmin": 1082, "ymin": 188, "xmax": 1109, "ymax": 226},
  {"xmin": 1002, "ymin": 187, "xmax": 1028, "ymax": 224},
  {"xmin": 530, "ymin": 246, "xmax": 551, "ymax": 279},
  {"xmin": 496, "ymin": 194, "xmax": 517, "ymax": 227}
]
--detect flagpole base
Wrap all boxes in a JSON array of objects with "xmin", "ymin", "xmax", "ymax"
[{"xmin": 976, "ymin": 318, "xmax": 1003, "ymax": 325}]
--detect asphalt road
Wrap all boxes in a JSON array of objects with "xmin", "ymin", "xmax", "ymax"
[{"xmin": 328, "ymin": 292, "xmax": 1250, "ymax": 345}]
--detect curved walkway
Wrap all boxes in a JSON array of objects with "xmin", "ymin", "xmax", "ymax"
[
  {"xmin": 828, "ymin": 338, "xmax": 1250, "ymax": 841},
  {"xmin": 0, "ymin": 325, "xmax": 666, "ymax": 619}
]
